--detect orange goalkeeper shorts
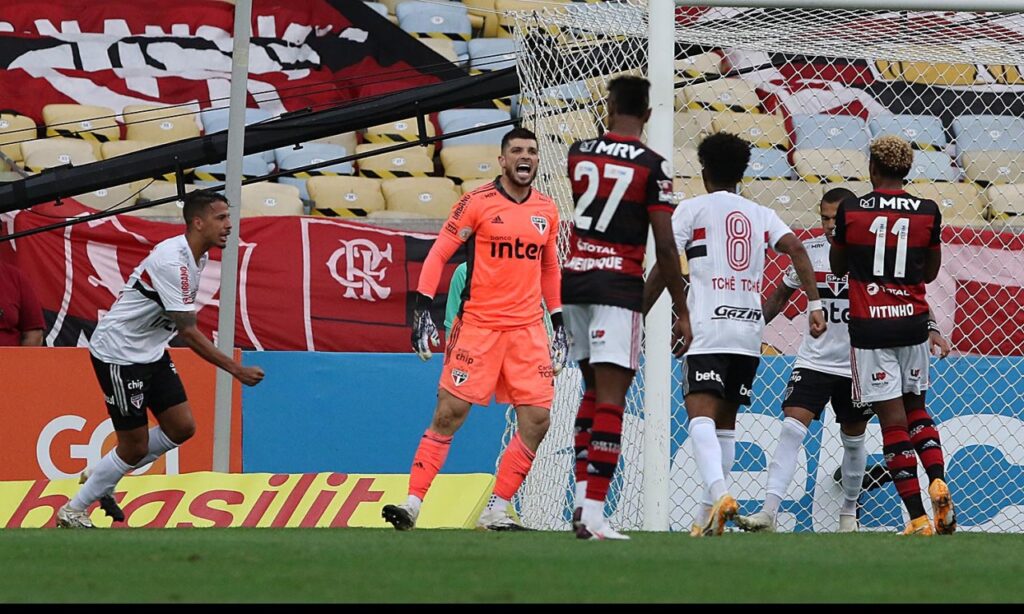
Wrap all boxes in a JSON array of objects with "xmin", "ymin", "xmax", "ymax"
[{"xmin": 440, "ymin": 317, "xmax": 554, "ymax": 408}]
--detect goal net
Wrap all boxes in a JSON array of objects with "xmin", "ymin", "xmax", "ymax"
[{"xmin": 507, "ymin": 0, "xmax": 1024, "ymax": 533}]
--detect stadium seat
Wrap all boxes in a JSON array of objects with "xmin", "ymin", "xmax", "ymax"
[
  {"xmin": 985, "ymin": 184, "xmax": 1024, "ymax": 230},
  {"xmin": 43, "ymin": 104, "xmax": 120, "ymax": 157},
  {"xmin": 673, "ymin": 147, "xmax": 702, "ymax": 178},
  {"xmin": 418, "ymin": 38, "xmax": 459, "ymax": 65},
  {"xmin": 823, "ymin": 181, "xmax": 874, "ymax": 200},
  {"xmin": 674, "ymin": 177, "xmax": 706, "ymax": 201},
  {"xmin": 200, "ymin": 107, "xmax": 275, "ymax": 165},
  {"xmin": 535, "ymin": 109, "xmax": 600, "ymax": 146},
  {"xmin": 876, "ymin": 54, "xmax": 978, "ymax": 86},
  {"xmin": 133, "ymin": 181, "xmax": 195, "ymax": 219},
  {"xmin": 397, "ymin": 1, "xmax": 472, "ymax": 61},
  {"xmin": 468, "ymin": 38, "xmax": 518, "ymax": 73},
  {"xmin": 905, "ymin": 150, "xmax": 961, "ymax": 182},
  {"xmin": 674, "ymin": 109, "xmax": 716, "ymax": 149},
  {"xmin": 365, "ymin": 2, "xmax": 389, "ymax": 17},
  {"xmin": 21, "ymin": 138, "xmax": 97, "ymax": 172},
  {"xmin": 364, "ymin": 117, "xmax": 437, "ymax": 157},
  {"xmin": 740, "ymin": 179, "xmax": 823, "ymax": 228},
  {"xmin": 494, "ymin": 0, "xmax": 570, "ymax": 38},
  {"xmin": 792, "ymin": 149, "xmax": 869, "ymax": 182},
  {"xmin": 313, "ymin": 131, "xmax": 359, "ymax": 156},
  {"xmin": 712, "ymin": 112, "xmax": 789, "ymax": 150},
  {"xmin": 193, "ymin": 155, "xmax": 273, "ymax": 188},
  {"xmin": 951, "ymin": 115, "xmax": 1024, "ymax": 156},
  {"xmin": 355, "ymin": 143, "xmax": 434, "ymax": 178},
  {"xmin": 675, "ymin": 52, "xmax": 723, "ymax": 78},
  {"xmin": 240, "ymin": 182, "xmax": 304, "ymax": 217},
  {"xmin": 962, "ymin": 151, "xmax": 1024, "ymax": 184},
  {"xmin": 0, "ymin": 112, "xmax": 37, "ymax": 163},
  {"xmin": 679, "ymin": 78, "xmax": 762, "ymax": 113},
  {"xmin": 276, "ymin": 143, "xmax": 354, "ymax": 200},
  {"xmin": 868, "ymin": 114, "xmax": 946, "ymax": 151},
  {"xmin": 123, "ymin": 104, "xmax": 202, "ymax": 144},
  {"xmin": 71, "ymin": 183, "xmax": 141, "ymax": 211},
  {"xmin": 308, "ymin": 176, "xmax": 386, "ymax": 216},
  {"xmin": 539, "ymin": 80, "xmax": 593, "ymax": 109},
  {"xmin": 100, "ymin": 140, "xmax": 157, "ymax": 160},
  {"xmin": 461, "ymin": 177, "xmax": 494, "ymax": 194},
  {"xmin": 745, "ymin": 148, "xmax": 794, "ymax": 180},
  {"xmin": 440, "ymin": 144, "xmax": 500, "ymax": 183},
  {"xmin": 912, "ymin": 182, "xmax": 986, "ymax": 228},
  {"xmin": 382, "ymin": 177, "xmax": 461, "ymax": 218},
  {"xmin": 438, "ymin": 109, "xmax": 511, "ymax": 147},
  {"xmin": 790, "ymin": 114, "xmax": 870, "ymax": 151},
  {"xmin": 463, "ymin": 0, "xmax": 499, "ymax": 37}
]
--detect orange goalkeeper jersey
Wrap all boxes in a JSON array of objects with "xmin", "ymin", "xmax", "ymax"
[{"xmin": 420, "ymin": 179, "xmax": 561, "ymax": 330}]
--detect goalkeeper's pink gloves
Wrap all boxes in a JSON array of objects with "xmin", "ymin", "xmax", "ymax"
[
  {"xmin": 550, "ymin": 311, "xmax": 567, "ymax": 376},
  {"xmin": 411, "ymin": 293, "xmax": 440, "ymax": 361}
]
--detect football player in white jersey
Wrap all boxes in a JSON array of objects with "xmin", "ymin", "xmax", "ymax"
[
  {"xmin": 645, "ymin": 132, "xmax": 826, "ymax": 537},
  {"xmin": 737, "ymin": 186, "xmax": 952, "ymax": 534},
  {"xmin": 57, "ymin": 192, "xmax": 264, "ymax": 529}
]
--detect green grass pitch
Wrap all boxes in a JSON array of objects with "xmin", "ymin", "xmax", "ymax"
[{"xmin": 2, "ymin": 529, "xmax": 1021, "ymax": 602}]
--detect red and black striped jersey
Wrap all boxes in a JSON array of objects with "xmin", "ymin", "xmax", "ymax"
[
  {"xmin": 834, "ymin": 189, "xmax": 941, "ymax": 349},
  {"xmin": 562, "ymin": 132, "xmax": 675, "ymax": 311}
]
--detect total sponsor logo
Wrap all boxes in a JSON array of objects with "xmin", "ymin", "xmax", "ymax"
[
  {"xmin": 866, "ymin": 283, "xmax": 911, "ymax": 298},
  {"xmin": 711, "ymin": 305, "xmax": 762, "ymax": 322}
]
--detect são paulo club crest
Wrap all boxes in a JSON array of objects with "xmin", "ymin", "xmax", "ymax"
[{"xmin": 531, "ymin": 216, "xmax": 548, "ymax": 235}]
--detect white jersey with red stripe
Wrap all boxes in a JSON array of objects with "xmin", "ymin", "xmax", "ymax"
[
  {"xmin": 90, "ymin": 235, "xmax": 206, "ymax": 365},
  {"xmin": 672, "ymin": 190, "xmax": 793, "ymax": 357},
  {"xmin": 783, "ymin": 236, "xmax": 851, "ymax": 377}
]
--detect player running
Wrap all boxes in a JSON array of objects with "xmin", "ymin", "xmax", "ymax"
[
  {"xmin": 381, "ymin": 127, "xmax": 566, "ymax": 532},
  {"xmin": 830, "ymin": 135, "xmax": 956, "ymax": 536},
  {"xmin": 645, "ymin": 132, "xmax": 826, "ymax": 537}
]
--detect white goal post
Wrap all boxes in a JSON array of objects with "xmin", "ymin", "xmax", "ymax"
[{"xmin": 506, "ymin": 0, "xmax": 1024, "ymax": 533}]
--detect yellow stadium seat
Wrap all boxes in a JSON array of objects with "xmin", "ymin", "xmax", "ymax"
[
  {"xmin": 962, "ymin": 151, "xmax": 1024, "ymax": 184},
  {"xmin": 676, "ymin": 52, "xmax": 722, "ymax": 79},
  {"xmin": 364, "ymin": 117, "xmax": 436, "ymax": 157},
  {"xmin": 101, "ymin": 140, "xmax": 158, "ymax": 159},
  {"xmin": 43, "ymin": 104, "xmax": 120, "ymax": 157},
  {"xmin": 441, "ymin": 144, "xmax": 500, "ymax": 183},
  {"xmin": 72, "ymin": 183, "xmax": 141, "ymax": 210},
  {"xmin": 418, "ymin": 37, "xmax": 459, "ymax": 65},
  {"xmin": 911, "ymin": 183, "xmax": 985, "ymax": 227},
  {"xmin": 674, "ymin": 177, "xmax": 706, "ymax": 201},
  {"xmin": 308, "ymin": 176, "xmax": 385, "ymax": 216},
  {"xmin": 131, "ymin": 181, "xmax": 195, "ymax": 219},
  {"xmin": 679, "ymin": 78, "xmax": 762, "ymax": 114},
  {"xmin": 0, "ymin": 112, "xmax": 37, "ymax": 163},
  {"xmin": 741, "ymin": 179, "xmax": 824, "ymax": 228},
  {"xmin": 674, "ymin": 109, "xmax": 716, "ymax": 149},
  {"xmin": 824, "ymin": 181, "xmax": 874, "ymax": 200},
  {"xmin": 712, "ymin": 112, "xmax": 789, "ymax": 150},
  {"xmin": 123, "ymin": 104, "xmax": 201, "ymax": 144},
  {"xmin": 382, "ymin": 177, "xmax": 460, "ymax": 218},
  {"xmin": 21, "ymin": 138, "xmax": 96, "ymax": 172},
  {"xmin": 793, "ymin": 149, "xmax": 868, "ymax": 183},
  {"xmin": 461, "ymin": 177, "xmax": 494, "ymax": 194},
  {"xmin": 494, "ymin": 0, "xmax": 569, "ymax": 38},
  {"xmin": 986, "ymin": 184, "xmax": 1024, "ymax": 230},
  {"xmin": 673, "ymin": 148, "xmax": 702, "ymax": 178},
  {"xmin": 314, "ymin": 131, "xmax": 359, "ymax": 155},
  {"xmin": 356, "ymin": 143, "xmax": 434, "ymax": 179},
  {"xmin": 876, "ymin": 47, "xmax": 978, "ymax": 86},
  {"xmin": 535, "ymin": 109, "xmax": 599, "ymax": 146},
  {"xmin": 240, "ymin": 182, "xmax": 304, "ymax": 217}
]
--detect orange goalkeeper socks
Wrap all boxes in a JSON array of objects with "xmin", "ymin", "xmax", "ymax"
[
  {"xmin": 493, "ymin": 433, "xmax": 536, "ymax": 500},
  {"xmin": 408, "ymin": 429, "xmax": 453, "ymax": 500}
]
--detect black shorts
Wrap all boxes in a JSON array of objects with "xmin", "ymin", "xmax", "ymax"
[
  {"xmin": 682, "ymin": 353, "xmax": 760, "ymax": 406},
  {"xmin": 90, "ymin": 352, "xmax": 188, "ymax": 431},
  {"xmin": 782, "ymin": 367, "xmax": 874, "ymax": 424}
]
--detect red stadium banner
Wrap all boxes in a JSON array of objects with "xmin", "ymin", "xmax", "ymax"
[{"xmin": 1, "ymin": 201, "xmax": 461, "ymax": 352}]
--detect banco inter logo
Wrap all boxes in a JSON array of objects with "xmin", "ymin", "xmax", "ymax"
[{"xmin": 490, "ymin": 237, "xmax": 541, "ymax": 260}]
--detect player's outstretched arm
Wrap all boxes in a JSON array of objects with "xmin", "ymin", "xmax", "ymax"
[
  {"xmin": 762, "ymin": 282, "xmax": 797, "ymax": 325},
  {"xmin": 169, "ymin": 311, "xmax": 264, "ymax": 386},
  {"xmin": 775, "ymin": 233, "xmax": 826, "ymax": 338}
]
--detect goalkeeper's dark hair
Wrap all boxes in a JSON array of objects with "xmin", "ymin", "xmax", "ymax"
[
  {"xmin": 182, "ymin": 191, "xmax": 228, "ymax": 226},
  {"xmin": 698, "ymin": 132, "xmax": 751, "ymax": 185},
  {"xmin": 501, "ymin": 127, "xmax": 538, "ymax": 152},
  {"xmin": 607, "ymin": 76, "xmax": 650, "ymax": 119},
  {"xmin": 822, "ymin": 187, "xmax": 855, "ymax": 206}
]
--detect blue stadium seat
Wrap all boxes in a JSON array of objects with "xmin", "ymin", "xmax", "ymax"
[
  {"xmin": 868, "ymin": 114, "xmax": 947, "ymax": 151},
  {"xmin": 438, "ymin": 109, "xmax": 511, "ymax": 147},
  {"xmin": 193, "ymin": 154, "xmax": 273, "ymax": 189},
  {"xmin": 791, "ymin": 113, "xmax": 870, "ymax": 151},
  {"xmin": 745, "ymin": 148, "xmax": 793, "ymax": 179},
  {"xmin": 364, "ymin": 2, "xmax": 389, "ymax": 18},
  {"xmin": 397, "ymin": 1, "xmax": 472, "ymax": 62},
  {"xmin": 951, "ymin": 114, "xmax": 1024, "ymax": 156},
  {"xmin": 905, "ymin": 150, "xmax": 961, "ymax": 182},
  {"xmin": 276, "ymin": 143, "xmax": 355, "ymax": 200},
  {"xmin": 468, "ymin": 38, "xmax": 518, "ymax": 73},
  {"xmin": 200, "ymin": 107, "xmax": 276, "ymax": 165}
]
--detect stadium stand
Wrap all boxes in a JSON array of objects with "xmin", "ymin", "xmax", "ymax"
[
  {"xmin": 382, "ymin": 177, "xmax": 461, "ymax": 217},
  {"xmin": 309, "ymin": 176, "xmax": 387, "ymax": 216},
  {"xmin": 42, "ymin": 104, "xmax": 120, "ymax": 158}
]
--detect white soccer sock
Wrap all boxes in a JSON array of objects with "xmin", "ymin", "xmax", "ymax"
[
  {"xmin": 69, "ymin": 449, "xmax": 133, "ymax": 511},
  {"xmin": 134, "ymin": 426, "xmax": 179, "ymax": 469},
  {"xmin": 763, "ymin": 417, "xmax": 808, "ymax": 518},
  {"xmin": 840, "ymin": 431, "xmax": 867, "ymax": 516},
  {"xmin": 697, "ymin": 429, "xmax": 736, "ymax": 521},
  {"xmin": 575, "ymin": 481, "xmax": 587, "ymax": 511},
  {"xmin": 487, "ymin": 494, "xmax": 509, "ymax": 512},
  {"xmin": 405, "ymin": 494, "xmax": 423, "ymax": 514},
  {"xmin": 690, "ymin": 416, "xmax": 727, "ymax": 502},
  {"xmin": 581, "ymin": 497, "xmax": 604, "ymax": 529}
]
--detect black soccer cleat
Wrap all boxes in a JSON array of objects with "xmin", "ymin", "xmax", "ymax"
[
  {"xmin": 98, "ymin": 495, "xmax": 125, "ymax": 522},
  {"xmin": 381, "ymin": 504, "xmax": 417, "ymax": 531}
]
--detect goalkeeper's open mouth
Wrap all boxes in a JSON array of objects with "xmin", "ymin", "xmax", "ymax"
[{"xmin": 514, "ymin": 161, "xmax": 534, "ymax": 182}]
